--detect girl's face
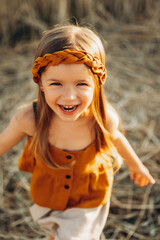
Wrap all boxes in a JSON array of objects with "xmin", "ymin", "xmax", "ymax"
[{"xmin": 40, "ymin": 63, "xmax": 95, "ymax": 122}]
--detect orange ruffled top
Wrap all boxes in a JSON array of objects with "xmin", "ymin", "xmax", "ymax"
[{"xmin": 18, "ymin": 136, "xmax": 114, "ymax": 211}]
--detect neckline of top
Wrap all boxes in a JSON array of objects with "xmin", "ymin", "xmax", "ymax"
[{"xmin": 49, "ymin": 139, "xmax": 96, "ymax": 153}]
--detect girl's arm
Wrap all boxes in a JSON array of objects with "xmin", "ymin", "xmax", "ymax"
[
  {"xmin": 0, "ymin": 104, "xmax": 34, "ymax": 156},
  {"xmin": 113, "ymin": 131, "xmax": 155, "ymax": 186},
  {"xmin": 106, "ymin": 107, "xmax": 155, "ymax": 187},
  {"xmin": 0, "ymin": 114, "xmax": 26, "ymax": 156}
]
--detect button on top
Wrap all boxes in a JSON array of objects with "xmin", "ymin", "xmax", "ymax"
[
  {"xmin": 65, "ymin": 175, "xmax": 71, "ymax": 179},
  {"xmin": 66, "ymin": 155, "xmax": 72, "ymax": 159}
]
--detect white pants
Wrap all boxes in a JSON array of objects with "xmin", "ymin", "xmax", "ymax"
[{"xmin": 30, "ymin": 202, "xmax": 110, "ymax": 240}]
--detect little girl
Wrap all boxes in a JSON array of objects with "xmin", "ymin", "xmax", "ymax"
[{"xmin": 0, "ymin": 25, "xmax": 155, "ymax": 240}]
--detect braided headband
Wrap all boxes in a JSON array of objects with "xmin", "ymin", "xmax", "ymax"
[{"xmin": 32, "ymin": 49, "xmax": 107, "ymax": 85}]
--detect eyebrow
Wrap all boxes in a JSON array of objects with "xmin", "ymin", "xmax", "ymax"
[
  {"xmin": 46, "ymin": 78, "xmax": 91, "ymax": 83},
  {"xmin": 46, "ymin": 78, "xmax": 63, "ymax": 82}
]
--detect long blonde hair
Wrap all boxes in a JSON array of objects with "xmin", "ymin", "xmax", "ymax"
[{"xmin": 31, "ymin": 24, "xmax": 121, "ymax": 169}]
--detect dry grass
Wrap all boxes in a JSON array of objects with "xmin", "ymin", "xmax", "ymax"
[
  {"xmin": 0, "ymin": 0, "xmax": 160, "ymax": 239},
  {"xmin": 0, "ymin": 0, "xmax": 159, "ymax": 44}
]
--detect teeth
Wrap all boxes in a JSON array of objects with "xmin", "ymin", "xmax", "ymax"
[
  {"xmin": 63, "ymin": 105, "xmax": 74, "ymax": 109},
  {"xmin": 60, "ymin": 105, "xmax": 77, "ymax": 112}
]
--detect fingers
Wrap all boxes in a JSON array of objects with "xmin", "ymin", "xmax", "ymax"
[
  {"xmin": 142, "ymin": 169, "xmax": 155, "ymax": 185},
  {"xmin": 147, "ymin": 173, "xmax": 155, "ymax": 184},
  {"xmin": 49, "ymin": 237, "xmax": 54, "ymax": 240},
  {"xmin": 139, "ymin": 176, "xmax": 149, "ymax": 187},
  {"xmin": 130, "ymin": 172, "xmax": 135, "ymax": 180},
  {"xmin": 130, "ymin": 172, "xmax": 155, "ymax": 187},
  {"xmin": 135, "ymin": 174, "xmax": 143, "ymax": 186},
  {"xmin": 135, "ymin": 174, "xmax": 148, "ymax": 187}
]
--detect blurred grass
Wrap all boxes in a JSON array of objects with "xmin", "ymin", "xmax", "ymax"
[{"xmin": 0, "ymin": 0, "xmax": 160, "ymax": 239}]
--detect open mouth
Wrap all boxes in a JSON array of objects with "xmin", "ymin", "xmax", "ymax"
[{"xmin": 58, "ymin": 105, "xmax": 79, "ymax": 113}]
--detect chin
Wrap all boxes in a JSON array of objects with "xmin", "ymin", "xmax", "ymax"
[{"xmin": 58, "ymin": 114, "xmax": 80, "ymax": 122}]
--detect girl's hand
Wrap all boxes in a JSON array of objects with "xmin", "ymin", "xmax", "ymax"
[
  {"xmin": 129, "ymin": 164, "xmax": 155, "ymax": 187},
  {"xmin": 49, "ymin": 237, "xmax": 54, "ymax": 240}
]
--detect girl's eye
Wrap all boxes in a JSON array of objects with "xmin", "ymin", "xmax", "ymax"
[
  {"xmin": 77, "ymin": 82, "xmax": 88, "ymax": 86},
  {"xmin": 50, "ymin": 82, "xmax": 62, "ymax": 86}
]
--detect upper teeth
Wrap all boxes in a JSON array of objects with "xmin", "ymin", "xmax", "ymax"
[
  {"xmin": 63, "ymin": 105, "xmax": 75, "ymax": 108},
  {"xmin": 60, "ymin": 105, "xmax": 77, "ymax": 112}
]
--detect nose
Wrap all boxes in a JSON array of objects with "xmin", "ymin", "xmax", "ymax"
[{"xmin": 62, "ymin": 85, "xmax": 77, "ymax": 101}]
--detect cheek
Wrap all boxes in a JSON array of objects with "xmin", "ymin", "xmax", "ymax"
[
  {"xmin": 82, "ymin": 89, "xmax": 94, "ymax": 105},
  {"xmin": 43, "ymin": 89, "xmax": 57, "ymax": 104}
]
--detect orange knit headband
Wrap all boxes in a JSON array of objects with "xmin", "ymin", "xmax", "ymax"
[{"xmin": 32, "ymin": 49, "xmax": 107, "ymax": 84}]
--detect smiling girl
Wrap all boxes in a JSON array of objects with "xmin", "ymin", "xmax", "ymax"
[{"xmin": 0, "ymin": 25, "xmax": 155, "ymax": 240}]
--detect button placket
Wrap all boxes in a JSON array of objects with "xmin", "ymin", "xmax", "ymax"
[
  {"xmin": 63, "ymin": 154, "xmax": 74, "ymax": 190},
  {"xmin": 64, "ymin": 173, "xmax": 72, "ymax": 189}
]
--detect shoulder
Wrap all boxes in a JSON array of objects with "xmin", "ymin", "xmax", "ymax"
[
  {"xmin": 106, "ymin": 103, "xmax": 120, "ymax": 134},
  {"xmin": 14, "ymin": 101, "xmax": 36, "ymax": 136}
]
